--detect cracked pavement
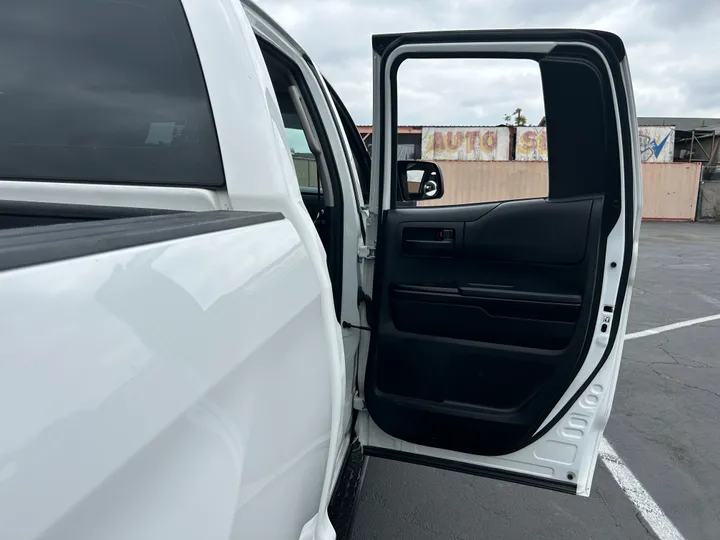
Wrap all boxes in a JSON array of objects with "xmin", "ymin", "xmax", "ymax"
[{"xmin": 351, "ymin": 222, "xmax": 720, "ymax": 540}]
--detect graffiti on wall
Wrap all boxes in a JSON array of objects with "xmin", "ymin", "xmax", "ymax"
[
  {"xmin": 421, "ymin": 127, "xmax": 510, "ymax": 161},
  {"xmin": 515, "ymin": 127, "xmax": 548, "ymax": 161},
  {"xmin": 639, "ymin": 126, "xmax": 675, "ymax": 162}
]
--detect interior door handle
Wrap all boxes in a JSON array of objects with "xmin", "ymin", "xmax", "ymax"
[
  {"xmin": 404, "ymin": 238, "xmax": 453, "ymax": 246},
  {"xmin": 403, "ymin": 238, "xmax": 455, "ymax": 256}
]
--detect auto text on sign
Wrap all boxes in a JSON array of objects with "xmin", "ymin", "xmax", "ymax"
[{"xmin": 421, "ymin": 127, "xmax": 511, "ymax": 161}]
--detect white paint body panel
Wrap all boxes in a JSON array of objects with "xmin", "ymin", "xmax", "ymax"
[
  {"xmin": 0, "ymin": 2, "xmax": 643, "ymax": 537},
  {"xmin": 0, "ymin": 3, "xmax": 359, "ymax": 509},
  {"xmin": 0, "ymin": 221, "xmax": 333, "ymax": 539},
  {"xmin": 243, "ymin": 0, "xmax": 365, "ymax": 467},
  {"xmin": 0, "ymin": 2, "xmax": 350, "ymax": 539}
]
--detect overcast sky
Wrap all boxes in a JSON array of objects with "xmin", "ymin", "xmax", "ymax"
[{"xmin": 254, "ymin": 0, "xmax": 720, "ymax": 126}]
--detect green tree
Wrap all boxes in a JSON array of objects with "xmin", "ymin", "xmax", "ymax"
[{"xmin": 503, "ymin": 108, "xmax": 528, "ymax": 126}]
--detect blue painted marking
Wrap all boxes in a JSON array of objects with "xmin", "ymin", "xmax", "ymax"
[{"xmin": 649, "ymin": 133, "xmax": 671, "ymax": 158}]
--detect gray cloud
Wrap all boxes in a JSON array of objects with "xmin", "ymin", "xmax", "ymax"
[{"xmin": 254, "ymin": 0, "xmax": 720, "ymax": 124}]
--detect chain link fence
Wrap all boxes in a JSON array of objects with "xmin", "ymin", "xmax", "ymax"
[{"xmin": 698, "ymin": 166, "xmax": 720, "ymax": 220}]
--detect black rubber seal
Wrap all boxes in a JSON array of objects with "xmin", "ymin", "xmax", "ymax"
[{"xmin": 372, "ymin": 29, "xmax": 626, "ymax": 61}]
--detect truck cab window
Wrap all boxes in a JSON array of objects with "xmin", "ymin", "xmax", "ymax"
[
  {"xmin": 0, "ymin": 0, "xmax": 223, "ymax": 187},
  {"xmin": 259, "ymin": 44, "xmax": 345, "ymax": 319}
]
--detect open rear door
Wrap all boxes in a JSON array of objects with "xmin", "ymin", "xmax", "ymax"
[{"xmin": 357, "ymin": 30, "xmax": 641, "ymax": 496}]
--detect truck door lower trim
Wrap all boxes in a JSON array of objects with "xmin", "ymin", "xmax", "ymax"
[{"xmin": 363, "ymin": 446, "xmax": 577, "ymax": 494}]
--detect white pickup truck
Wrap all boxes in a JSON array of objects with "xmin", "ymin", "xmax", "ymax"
[{"xmin": 0, "ymin": 1, "xmax": 641, "ymax": 539}]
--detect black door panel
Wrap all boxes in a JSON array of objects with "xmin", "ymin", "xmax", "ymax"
[
  {"xmin": 384, "ymin": 198, "xmax": 601, "ymax": 297},
  {"xmin": 391, "ymin": 285, "xmax": 580, "ymax": 349},
  {"xmin": 367, "ymin": 196, "xmax": 605, "ymax": 455},
  {"xmin": 463, "ymin": 198, "xmax": 594, "ymax": 264},
  {"xmin": 374, "ymin": 342, "xmax": 555, "ymax": 413}
]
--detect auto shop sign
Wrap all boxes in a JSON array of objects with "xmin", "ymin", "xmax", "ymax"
[
  {"xmin": 421, "ymin": 127, "xmax": 511, "ymax": 161},
  {"xmin": 514, "ymin": 125, "xmax": 675, "ymax": 162},
  {"xmin": 515, "ymin": 127, "xmax": 548, "ymax": 161}
]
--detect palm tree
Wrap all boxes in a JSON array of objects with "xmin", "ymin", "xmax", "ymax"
[{"xmin": 503, "ymin": 108, "xmax": 528, "ymax": 126}]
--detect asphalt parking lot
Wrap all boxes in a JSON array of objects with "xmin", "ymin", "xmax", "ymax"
[{"xmin": 350, "ymin": 222, "xmax": 720, "ymax": 540}]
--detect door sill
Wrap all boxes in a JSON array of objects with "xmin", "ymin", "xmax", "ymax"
[{"xmin": 363, "ymin": 446, "xmax": 577, "ymax": 494}]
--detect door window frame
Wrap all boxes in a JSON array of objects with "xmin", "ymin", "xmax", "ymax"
[{"xmin": 258, "ymin": 38, "xmax": 346, "ymax": 318}]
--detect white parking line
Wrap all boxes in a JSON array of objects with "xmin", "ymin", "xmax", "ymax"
[
  {"xmin": 600, "ymin": 438, "xmax": 685, "ymax": 540},
  {"xmin": 598, "ymin": 316, "xmax": 715, "ymax": 538},
  {"xmin": 625, "ymin": 313, "xmax": 720, "ymax": 340}
]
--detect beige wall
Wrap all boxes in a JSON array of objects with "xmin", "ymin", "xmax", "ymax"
[
  {"xmin": 641, "ymin": 163, "xmax": 701, "ymax": 221},
  {"xmin": 420, "ymin": 160, "xmax": 702, "ymax": 221},
  {"xmin": 420, "ymin": 161, "xmax": 549, "ymax": 207}
]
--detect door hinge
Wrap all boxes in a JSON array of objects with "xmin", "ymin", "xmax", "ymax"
[
  {"xmin": 353, "ymin": 394, "xmax": 366, "ymax": 410},
  {"xmin": 358, "ymin": 245, "xmax": 375, "ymax": 261}
]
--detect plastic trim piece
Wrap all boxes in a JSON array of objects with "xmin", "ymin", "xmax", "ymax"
[
  {"xmin": 0, "ymin": 200, "xmax": 177, "ymax": 220},
  {"xmin": 0, "ymin": 210, "xmax": 284, "ymax": 272},
  {"xmin": 364, "ymin": 446, "xmax": 577, "ymax": 494}
]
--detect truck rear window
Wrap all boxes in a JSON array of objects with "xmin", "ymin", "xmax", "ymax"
[{"xmin": 0, "ymin": 0, "xmax": 224, "ymax": 187}]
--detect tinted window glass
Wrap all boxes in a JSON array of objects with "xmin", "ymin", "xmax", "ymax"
[{"xmin": 0, "ymin": 0, "xmax": 224, "ymax": 186}]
